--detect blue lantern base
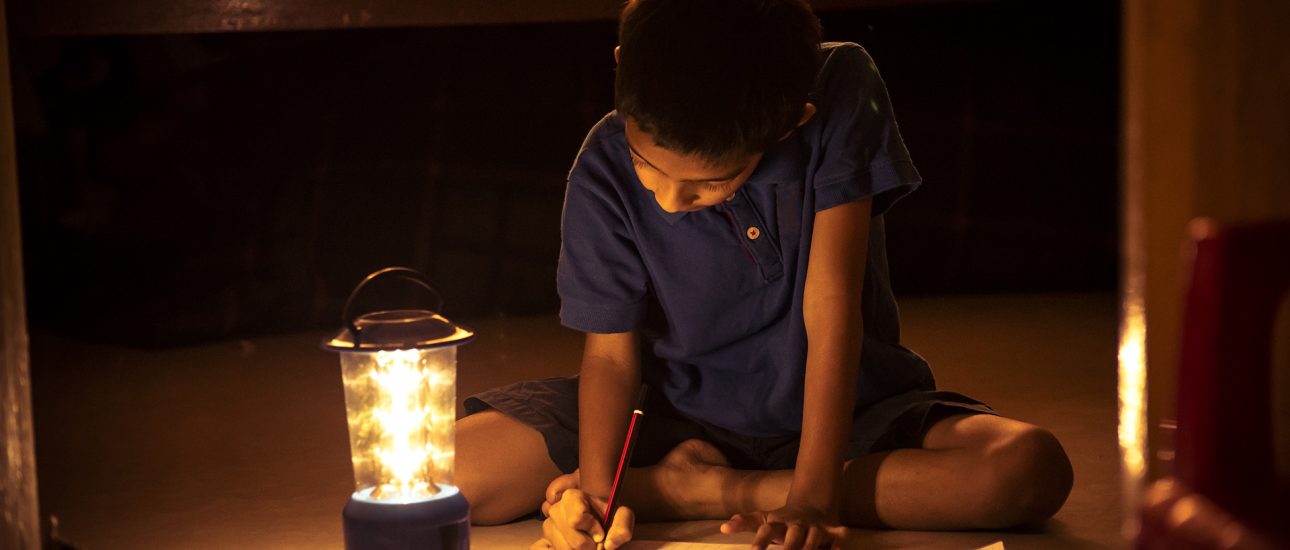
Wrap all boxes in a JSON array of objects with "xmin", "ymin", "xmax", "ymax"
[{"xmin": 342, "ymin": 486, "xmax": 470, "ymax": 550}]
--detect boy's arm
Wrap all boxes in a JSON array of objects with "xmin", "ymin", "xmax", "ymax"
[
  {"xmin": 791, "ymin": 197, "xmax": 872, "ymax": 514},
  {"xmin": 578, "ymin": 331, "xmax": 641, "ymax": 499},
  {"xmin": 541, "ymin": 331, "xmax": 640, "ymax": 549}
]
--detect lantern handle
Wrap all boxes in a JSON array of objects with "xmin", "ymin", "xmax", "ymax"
[{"xmin": 341, "ymin": 267, "xmax": 446, "ymax": 346}]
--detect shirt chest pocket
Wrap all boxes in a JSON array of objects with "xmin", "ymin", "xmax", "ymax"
[{"xmin": 774, "ymin": 181, "xmax": 804, "ymax": 251}]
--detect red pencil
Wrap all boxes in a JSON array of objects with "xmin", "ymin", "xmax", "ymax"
[{"xmin": 602, "ymin": 385, "xmax": 648, "ymax": 532}]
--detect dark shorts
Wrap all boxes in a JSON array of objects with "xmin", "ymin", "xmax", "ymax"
[{"xmin": 463, "ymin": 376, "xmax": 996, "ymax": 474}]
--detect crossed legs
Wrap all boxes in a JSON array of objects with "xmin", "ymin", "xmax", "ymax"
[{"xmin": 456, "ymin": 410, "xmax": 1073, "ymax": 530}]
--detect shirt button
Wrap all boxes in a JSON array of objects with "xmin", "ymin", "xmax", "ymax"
[{"xmin": 746, "ymin": 226, "xmax": 761, "ymax": 240}]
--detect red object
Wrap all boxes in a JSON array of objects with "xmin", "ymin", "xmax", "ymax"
[
  {"xmin": 1139, "ymin": 218, "xmax": 1290, "ymax": 549},
  {"xmin": 603, "ymin": 408, "xmax": 644, "ymax": 531}
]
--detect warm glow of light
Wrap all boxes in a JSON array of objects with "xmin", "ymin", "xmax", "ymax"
[
  {"xmin": 368, "ymin": 349, "xmax": 436, "ymax": 500},
  {"xmin": 340, "ymin": 348, "xmax": 457, "ymax": 503},
  {"xmin": 1118, "ymin": 295, "xmax": 1148, "ymax": 504}
]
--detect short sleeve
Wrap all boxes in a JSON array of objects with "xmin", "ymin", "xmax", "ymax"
[
  {"xmin": 810, "ymin": 44, "xmax": 922, "ymax": 215},
  {"xmin": 556, "ymin": 145, "xmax": 650, "ymax": 334}
]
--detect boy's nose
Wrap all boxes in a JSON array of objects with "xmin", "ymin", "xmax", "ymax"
[{"xmin": 654, "ymin": 183, "xmax": 695, "ymax": 213}]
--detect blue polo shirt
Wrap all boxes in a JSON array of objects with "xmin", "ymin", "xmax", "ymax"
[{"xmin": 557, "ymin": 42, "xmax": 934, "ymax": 437}]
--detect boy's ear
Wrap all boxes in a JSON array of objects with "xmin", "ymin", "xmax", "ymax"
[
  {"xmin": 614, "ymin": 46, "xmax": 621, "ymax": 65},
  {"xmin": 796, "ymin": 102, "xmax": 817, "ymax": 128},
  {"xmin": 779, "ymin": 103, "xmax": 818, "ymax": 141}
]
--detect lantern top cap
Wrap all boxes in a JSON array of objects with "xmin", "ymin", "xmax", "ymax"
[
  {"xmin": 324, "ymin": 309, "xmax": 474, "ymax": 351},
  {"xmin": 323, "ymin": 267, "xmax": 474, "ymax": 352}
]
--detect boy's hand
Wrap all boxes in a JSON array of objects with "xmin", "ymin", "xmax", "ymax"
[
  {"xmin": 541, "ymin": 469, "xmax": 582, "ymax": 518},
  {"xmin": 720, "ymin": 505, "xmax": 849, "ymax": 550},
  {"xmin": 534, "ymin": 487, "xmax": 636, "ymax": 550}
]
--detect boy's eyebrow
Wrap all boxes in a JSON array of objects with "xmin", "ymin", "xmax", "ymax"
[
  {"xmin": 625, "ymin": 140, "xmax": 673, "ymax": 178},
  {"xmin": 626, "ymin": 140, "xmax": 745, "ymax": 184}
]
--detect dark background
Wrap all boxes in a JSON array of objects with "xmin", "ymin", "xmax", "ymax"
[{"xmin": 9, "ymin": 0, "xmax": 1120, "ymax": 347}]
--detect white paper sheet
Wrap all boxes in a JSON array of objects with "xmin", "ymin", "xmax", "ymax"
[
  {"xmin": 621, "ymin": 540, "xmax": 1004, "ymax": 549},
  {"xmin": 621, "ymin": 543, "xmax": 783, "ymax": 549}
]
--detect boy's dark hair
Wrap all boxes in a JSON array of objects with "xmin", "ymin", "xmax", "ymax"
[{"xmin": 616, "ymin": 0, "xmax": 821, "ymax": 164}]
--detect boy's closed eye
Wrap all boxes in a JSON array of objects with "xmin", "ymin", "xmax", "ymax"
[
  {"xmin": 701, "ymin": 179, "xmax": 735, "ymax": 193},
  {"xmin": 629, "ymin": 150, "xmax": 737, "ymax": 192},
  {"xmin": 623, "ymin": 117, "xmax": 766, "ymax": 212}
]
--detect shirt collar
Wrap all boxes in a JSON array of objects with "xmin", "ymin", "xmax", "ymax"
[{"xmin": 653, "ymin": 199, "xmax": 690, "ymax": 225}]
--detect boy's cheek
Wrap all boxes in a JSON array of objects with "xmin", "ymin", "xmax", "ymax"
[{"xmin": 634, "ymin": 170, "xmax": 656, "ymax": 193}]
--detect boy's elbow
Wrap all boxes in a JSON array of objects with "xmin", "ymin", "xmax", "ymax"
[
  {"xmin": 581, "ymin": 331, "xmax": 639, "ymax": 373},
  {"xmin": 802, "ymin": 291, "xmax": 864, "ymax": 332}
]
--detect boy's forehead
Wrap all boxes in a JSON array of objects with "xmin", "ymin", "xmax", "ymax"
[{"xmin": 623, "ymin": 117, "xmax": 757, "ymax": 179}]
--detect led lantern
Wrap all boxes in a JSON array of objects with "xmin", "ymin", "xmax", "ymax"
[{"xmin": 323, "ymin": 267, "xmax": 474, "ymax": 550}]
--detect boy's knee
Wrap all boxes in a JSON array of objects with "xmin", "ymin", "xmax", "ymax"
[
  {"xmin": 454, "ymin": 410, "xmax": 555, "ymax": 525},
  {"xmin": 467, "ymin": 500, "xmax": 516, "ymax": 526},
  {"xmin": 978, "ymin": 425, "xmax": 1074, "ymax": 528},
  {"xmin": 456, "ymin": 459, "xmax": 501, "ymax": 525},
  {"xmin": 456, "ymin": 470, "xmax": 506, "ymax": 526}
]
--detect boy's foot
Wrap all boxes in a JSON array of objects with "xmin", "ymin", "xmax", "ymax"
[
  {"xmin": 635, "ymin": 439, "xmax": 732, "ymax": 519},
  {"xmin": 659, "ymin": 438, "xmax": 729, "ymax": 473}
]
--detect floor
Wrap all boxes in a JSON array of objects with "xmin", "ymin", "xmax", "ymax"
[{"xmin": 29, "ymin": 292, "xmax": 1124, "ymax": 549}]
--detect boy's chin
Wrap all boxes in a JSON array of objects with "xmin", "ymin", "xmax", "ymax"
[{"xmin": 664, "ymin": 206, "xmax": 709, "ymax": 213}]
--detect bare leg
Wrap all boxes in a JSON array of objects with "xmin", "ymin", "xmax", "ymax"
[
  {"xmin": 625, "ymin": 414, "xmax": 1074, "ymax": 530},
  {"xmin": 455, "ymin": 410, "xmax": 563, "ymax": 525},
  {"xmin": 840, "ymin": 414, "xmax": 1074, "ymax": 529}
]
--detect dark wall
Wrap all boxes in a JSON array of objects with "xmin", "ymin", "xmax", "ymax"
[
  {"xmin": 9, "ymin": 0, "xmax": 1120, "ymax": 346},
  {"xmin": 848, "ymin": 2, "xmax": 1120, "ymax": 295}
]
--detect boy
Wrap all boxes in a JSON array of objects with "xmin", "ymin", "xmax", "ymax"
[{"xmin": 455, "ymin": 1, "xmax": 1074, "ymax": 548}]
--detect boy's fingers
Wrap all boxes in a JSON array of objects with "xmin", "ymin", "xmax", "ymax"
[
  {"xmin": 557, "ymin": 516, "xmax": 596, "ymax": 550},
  {"xmin": 782, "ymin": 523, "xmax": 805, "ymax": 550},
  {"xmin": 572, "ymin": 510, "xmax": 605, "ymax": 543},
  {"xmin": 604, "ymin": 506, "xmax": 636, "ymax": 550},
  {"xmin": 803, "ymin": 526, "xmax": 824, "ymax": 550},
  {"xmin": 810, "ymin": 526, "xmax": 830, "ymax": 547},
  {"xmin": 752, "ymin": 521, "xmax": 783, "ymax": 549},
  {"xmin": 546, "ymin": 472, "xmax": 580, "ymax": 504},
  {"xmin": 548, "ymin": 491, "xmax": 597, "ymax": 550},
  {"xmin": 555, "ymin": 527, "xmax": 593, "ymax": 550},
  {"xmin": 719, "ymin": 512, "xmax": 761, "ymax": 534},
  {"xmin": 546, "ymin": 485, "xmax": 562, "ymax": 504},
  {"xmin": 558, "ymin": 490, "xmax": 593, "ymax": 529},
  {"xmin": 824, "ymin": 524, "xmax": 850, "ymax": 546},
  {"xmin": 542, "ymin": 517, "xmax": 571, "ymax": 550},
  {"xmin": 561, "ymin": 489, "xmax": 586, "ymax": 513}
]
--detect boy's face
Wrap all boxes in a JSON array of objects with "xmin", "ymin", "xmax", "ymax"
[{"xmin": 624, "ymin": 117, "xmax": 763, "ymax": 213}]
